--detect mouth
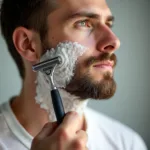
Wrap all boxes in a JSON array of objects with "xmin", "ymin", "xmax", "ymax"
[{"xmin": 93, "ymin": 61, "xmax": 114, "ymax": 71}]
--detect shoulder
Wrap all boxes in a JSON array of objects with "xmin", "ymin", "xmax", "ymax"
[
  {"xmin": 84, "ymin": 107, "xmax": 148, "ymax": 150},
  {"xmin": 0, "ymin": 102, "xmax": 16, "ymax": 140},
  {"xmin": 0, "ymin": 104, "xmax": 9, "ymax": 139},
  {"xmin": 0, "ymin": 104, "xmax": 11, "ymax": 150},
  {"xmin": 0, "ymin": 105, "xmax": 9, "ymax": 136}
]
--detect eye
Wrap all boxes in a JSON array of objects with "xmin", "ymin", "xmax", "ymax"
[
  {"xmin": 106, "ymin": 21, "xmax": 113, "ymax": 28},
  {"xmin": 75, "ymin": 20, "xmax": 93, "ymax": 28}
]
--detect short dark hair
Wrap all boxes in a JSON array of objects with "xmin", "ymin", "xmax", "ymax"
[{"xmin": 0, "ymin": 0, "xmax": 53, "ymax": 79}]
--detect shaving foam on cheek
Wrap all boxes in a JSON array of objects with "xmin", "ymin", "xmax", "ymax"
[
  {"xmin": 35, "ymin": 41, "xmax": 89, "ymax": 121},
  {"xmin": 40, "ymin": 41, "xmax": 87, "ymax": 88}
]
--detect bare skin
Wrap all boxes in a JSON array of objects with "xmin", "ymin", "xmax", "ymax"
[
  {"xmin": 31, "ymin": 112, "xmax": 88, "ymax": 150},
  {"xmin": 11, "ymin": 0, "xmax": 120, "ymax": 149}
]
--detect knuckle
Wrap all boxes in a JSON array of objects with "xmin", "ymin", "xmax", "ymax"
[
  {"xmin": 67, "ymin": 111, "xmax": 79, "ymax": 117},
  {"xmin": 77, "ymin": 130, "xmax": 88, "ymax": 141},
  {"xmin": 84, "ymin": 132, "xmax": 88, "ymax": 140},
  {"xmin": 71, "ymin": 111, "xmax": 78, "ymax": 116},
  {"xmin": 66, "ymin": 111, "xmax": 79, "ymax": 118},
  {"xmin": 72, "ymin": 139, "xmax": 85, "ymax": 149},
  {"xmin": 57, "ymin": 128, "xmax": 69, "ymax": 141}
]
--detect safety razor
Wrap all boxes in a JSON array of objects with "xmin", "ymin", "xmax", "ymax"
[{"xmin": 32, "ymin": 56, "xmax": 65, "ymax": 124}]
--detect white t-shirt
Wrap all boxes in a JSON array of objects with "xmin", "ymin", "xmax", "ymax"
[{"xmin": 0, "ymin": 101, "xmax": 148, "ymax": 150}]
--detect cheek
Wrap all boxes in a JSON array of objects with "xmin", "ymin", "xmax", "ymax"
[
  {"xmin": 80, "ymin": 36, "xmax": 96, "ymax": 50},
  {"xmin": 75, "ymin": 53, "xmax": 90, "ymax": 76},
  {"xmin": 75, "ymin": 63, "xmax": 87, "ymax": 79},
  {"xmin": 63, "ymin": 26, "xmax": 97, "ymax": 49},
  {"xmin": 47, "ymin": 23, "xmax": 97, "ymax": 51},
  {"xmin": 76, "ymin": 61, "xmax": 104, "ymax": 81}
]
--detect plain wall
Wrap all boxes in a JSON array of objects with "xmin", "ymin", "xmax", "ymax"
[{"xmin": 0, "ymin": 0, "xmax": 149, "ymax": 149}]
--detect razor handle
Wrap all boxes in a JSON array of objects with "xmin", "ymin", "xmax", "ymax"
[{"xmin": 51, "ymin": 89, "xmax": 65, "ymax": 124}]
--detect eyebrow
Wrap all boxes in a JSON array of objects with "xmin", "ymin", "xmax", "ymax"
[{"xmin": 66, "ymin": 11, "xmax": 115, "ymax": 22}]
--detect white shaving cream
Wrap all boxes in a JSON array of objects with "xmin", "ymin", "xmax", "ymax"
[{"xmin": 35, "ymin": 41, "xmax": 89, "ymax": 121}]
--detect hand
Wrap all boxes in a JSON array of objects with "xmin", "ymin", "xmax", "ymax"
[{"xmin": 31, "ymin": 112, "xmax": 88, "ymax": 150}]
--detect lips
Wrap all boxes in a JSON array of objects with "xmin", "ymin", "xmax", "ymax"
[{"xmin": 93, "ymin": 61, "xmax": 114, "ymax": 68}]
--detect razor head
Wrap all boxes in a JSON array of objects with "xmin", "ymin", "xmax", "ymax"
[{"xmin": 32, "ymin": 56, "xmax": 62, "ymax": 74}]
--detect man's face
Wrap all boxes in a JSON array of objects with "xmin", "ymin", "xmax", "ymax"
[{"xmin": 43, "ymin": 0, "xmax": 120, "ymax": 99}]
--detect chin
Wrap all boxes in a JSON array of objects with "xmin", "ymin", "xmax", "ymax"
[
  {"xmin": 66, "ymin": 72, "xmax": 117, "ymax": 100},
  {"xmin": 91, "ymin": 69, "xmax": 114, "ymax": 80}
]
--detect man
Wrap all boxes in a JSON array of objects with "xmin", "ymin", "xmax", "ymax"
[{"xmin": 0, "ymin": 0, "xmax": 148, "ymax": 149}]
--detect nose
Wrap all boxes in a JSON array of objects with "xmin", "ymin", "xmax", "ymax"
[{"xmin": 96, "ymin": 26, "xmax": 120, "ymax": 53}]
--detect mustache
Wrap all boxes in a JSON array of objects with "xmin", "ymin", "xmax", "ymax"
[{"xmin": 85, "ymin": 53, "xmax": 117, "ymax": 67}]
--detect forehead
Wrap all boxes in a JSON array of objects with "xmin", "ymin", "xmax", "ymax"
[
  {"xmin": 60, "ymin": 0, "xmax": 108, "ymax": 8},
  {"xmin": 53, "ymin": 0, "xmax": 112, "ymax": 17}
]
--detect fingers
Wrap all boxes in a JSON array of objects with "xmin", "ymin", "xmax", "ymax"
[
  {"xmin": 76, "ymin": 130, "xmax": 88, "ymax": 144},
  {"xmin": 36, "ymin": 122, "xmax": 58, "ymax": 140},
  {"xmin": 58, "ymin": 112, "xmax": 83, "ymax": 135},
  {"xmin": 71, "ymin": 130, "xmax": 88, "ymax": 149},
  {"xmin": 31, "ymin": 113, "xmax": 89, "ymax": 150}
]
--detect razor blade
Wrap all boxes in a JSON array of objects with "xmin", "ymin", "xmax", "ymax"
[{"xmin": 32, "ymin": 56, "xmax": 62, "ymax": 75}]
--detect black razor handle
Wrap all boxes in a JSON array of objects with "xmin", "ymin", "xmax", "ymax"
[{"xmin": 51, "ymin": 89, "xmax": 65, "ymax": 124}]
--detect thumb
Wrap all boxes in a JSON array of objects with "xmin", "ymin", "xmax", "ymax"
[{"xmin": 36, "ymin": 122, "xmax": 58, "ymax": 139}]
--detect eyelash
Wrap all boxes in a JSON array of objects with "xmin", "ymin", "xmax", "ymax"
[
  {"xmin": 106, "ymin": 22, "xmax": 113, "ymax": 28},
  {"xmin": 74, "ymin": 20, "xmax": 113, "ymax": 30},
  {"xmin": 75, "ymin": 19, "xmax": 93, "ymax": 28}
]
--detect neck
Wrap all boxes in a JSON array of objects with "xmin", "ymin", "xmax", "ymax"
[
  {"xmin": 10, "ymin": 68, "xmax": 88, "ymax": 137},
  {"xmin": 11, "ymin": 73, "xmax": 49, "ymax": 137}
]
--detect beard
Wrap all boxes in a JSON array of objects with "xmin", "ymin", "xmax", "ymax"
[{"xmin": 66, "ymin": 53, "xmax": 117, "ymax": 100}]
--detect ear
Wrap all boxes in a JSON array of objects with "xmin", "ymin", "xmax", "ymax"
[{"xmin": 12, "ymin": 27, "xmax": 42, "ymax": 62}]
